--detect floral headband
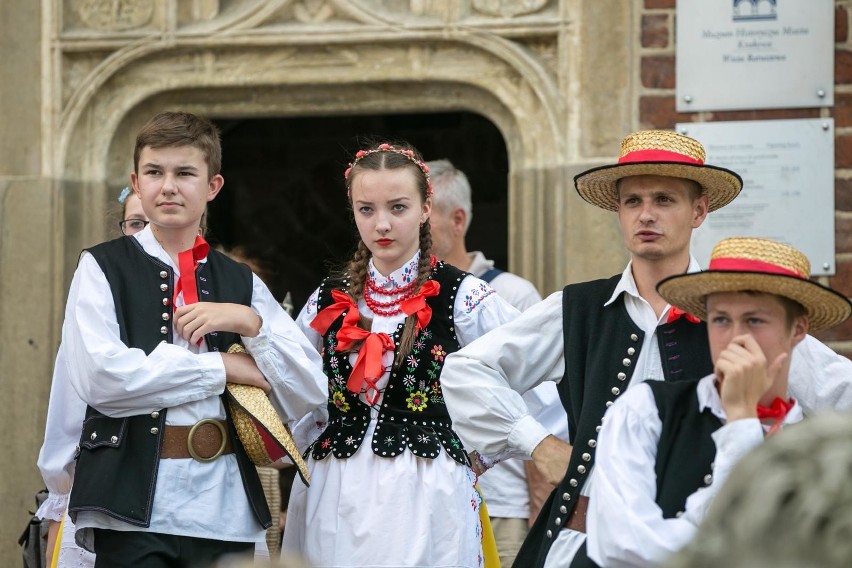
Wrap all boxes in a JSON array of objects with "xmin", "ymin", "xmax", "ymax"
[{"xmin": 344, "ymin": 143, "xmax": 433, "ymax": 196}]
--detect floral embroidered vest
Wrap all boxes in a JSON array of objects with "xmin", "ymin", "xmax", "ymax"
[{"xmin": 310, "ymin": 261, "xmax": 469, "ymax": 465}]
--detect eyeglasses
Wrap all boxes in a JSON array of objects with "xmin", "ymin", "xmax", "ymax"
[{"xmin": 119, "ymin": 219, "xmax": 149, "ymax": 235}]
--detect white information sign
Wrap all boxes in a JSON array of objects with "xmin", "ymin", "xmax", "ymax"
[
  {"xmin": 676, "ymin": 119, "xmax": 835, "ymax": 275},
  {"xmin": 676, "ymin": 0, "xmax": 833, "ymax": 112}
]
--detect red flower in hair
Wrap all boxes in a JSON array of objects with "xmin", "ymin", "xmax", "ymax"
[
  {"xmin": 355, "ymin": 150, "xmax": 367, "ymax": 158},
  {"xmin": 378, "ymin": 143, "xmax": 391, "ymax": 150}
]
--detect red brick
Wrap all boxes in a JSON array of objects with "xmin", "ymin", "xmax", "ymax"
[
  {"xmin": 837, "ymin": 216, "xmax": 852, "ymax": 254},
  {"xmin": 639, "ymin": 95, "xmax": 695, "ymax": 130},
  {"xmin": 838, "ymin": 7, "xmax": 848, "ymax": 44},
  {"xmin": 641, "ymin": 55, "xmax": 675, "ymax": 89},
  {"xmin": 834, "ymin": 92, "xmax": 852, "ymax": 127},
  {"xmin": 836, "ymin": 177, "xmax": 852, "ymax": 212},
  {"xmin": 836, "ymin": 49, "xmax": 852, "ymax": 84},
  {"xmin": 829, "ymin": 260, "xmax": 852, "ymax": 297},
  {"xmin": 644, "ymin": 0, "xmax": 675, "ymax": 9},
  {"xmin": 837, "ymin": 134, "xmax": 852, "ymax": 168},
  {"xmin": 642, "ymin": 14, "xmax": 669, "ymax": 48},
  {"xmin": 703, "ymin": 108, "xmax": 820, "ymax": 122}
]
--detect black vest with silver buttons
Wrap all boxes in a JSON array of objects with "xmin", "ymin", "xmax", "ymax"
[
  {"xmin": 308, "ymin": 261, "xmax": 469, "ymax": 465},
  {"xmin": 69, "ymin": 236, "xmax": 272, "ymax": 529},
  {"xmin": 647, "ymin": 378, "xmax": 722, "ymax": 518},
  {"xmin": 513, "ymin": 274, "xmax": 713, "ymax": 568}
]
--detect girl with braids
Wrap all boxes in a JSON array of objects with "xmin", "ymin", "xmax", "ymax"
[{"xmin": 283, "ymin": 142, "xmax": 519, "ymax": 567}]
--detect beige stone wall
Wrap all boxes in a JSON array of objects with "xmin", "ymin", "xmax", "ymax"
[{"xmin": 0, "ymin": 0, "xmax": 638, "ymax": 562}]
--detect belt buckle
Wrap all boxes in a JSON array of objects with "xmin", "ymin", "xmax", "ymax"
[{"xmin": 187, "ymin": 418, "xmax": 227, "ymax": 462}]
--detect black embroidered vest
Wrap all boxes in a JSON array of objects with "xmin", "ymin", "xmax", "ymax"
[
  {"xmin": 309, "ymin": 261, "xmax": 469, "ymax": 465},
  {"xmin": 514, "ymin": 274, "xmax": 713, "ymax": 568},
  {"xmin": 647, "ymin": 379, "xmax": 722, "ymax": 518},
  {"xmin": 69, "ymin": 236, "xmax": 272, "ymax": 529}
]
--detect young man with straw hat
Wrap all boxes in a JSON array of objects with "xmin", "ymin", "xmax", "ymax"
[
  {"xmin": 441, "ymin": 129, "xmax": 852, "ymax": 568},
  {"xmin": 586, "ymin": 236, "xmax": 852, "ymax": 568}
]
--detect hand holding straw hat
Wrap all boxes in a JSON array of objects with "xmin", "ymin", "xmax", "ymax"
[{"xmin": 225, "ymin": 343, "xmax": 310, "ymax": 485}]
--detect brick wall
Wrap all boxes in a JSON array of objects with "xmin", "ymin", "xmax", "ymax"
[{"xmin": 638, "ymin": 0, "xmax": 852, "ymax": 355}]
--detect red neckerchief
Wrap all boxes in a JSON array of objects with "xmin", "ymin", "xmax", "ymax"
[
  {"xmin": 172, "ymin": 235, "xmax": 210, "ymax": 307},
  {"xmin": 666, "ymin": 306, "xmax": 701, "ymax": 324},
  {"xmin": 756, "ymin": 397, "xmax": 795, "ymax": 437},
  {"xmin": 311, "ymin": 290, "xmax": 394, "ymax": 406}
]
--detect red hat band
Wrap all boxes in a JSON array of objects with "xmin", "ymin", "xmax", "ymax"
[
  {"xmin": 708, "ymin": 257, "xmax": 805, "ymax": 279},
  {"xmin": 618, "ymin": 148, "xmax": 705, "ymax": 165}
]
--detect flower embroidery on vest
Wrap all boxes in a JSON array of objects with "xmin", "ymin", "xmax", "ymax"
[
  {"xmin": 331, "ymin": 391, "xmax": 350, "ymax": 413},
  {"xmin": 407, "ymin": 390, "xmax": 429, "ymax": 411},
  {"xmin": 431, "ymin": 344, "xmax": 447, "ymax": 361}
]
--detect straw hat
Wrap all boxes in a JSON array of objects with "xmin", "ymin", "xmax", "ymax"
[
  {"xmin": 225, "ymin": 344, "xmax": 310, "ymax": 485},
  {"xmin": 574, "ymin": 130, "xmax": 743, "ymax": 212},
  {"xmin": 657, "ymin": 237, "xmax": 852, "ymax": 332}
]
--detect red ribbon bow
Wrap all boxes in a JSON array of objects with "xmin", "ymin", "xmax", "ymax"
[
  {"xmin": 666, "ymin": 306, "xmax": 701, "ymax": 324},
  {"xmin": 310, "ymin": 290, "xmax": 395, "ymax": 405},
  {"xmin": 400, "ymin": 280, "xmax": 441, "ymax": 329},
  {"xmin": 173, "ymin": 235, "xmax": 210, "ymax": 307},
  {"xmin": 756, "ymin": 397, "xmax": 795, "ymax": 437}
]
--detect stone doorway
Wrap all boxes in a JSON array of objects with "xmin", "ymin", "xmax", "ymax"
[{"xmin": 209, "ymin": 111, "xmax": 509, "ymax": 310}]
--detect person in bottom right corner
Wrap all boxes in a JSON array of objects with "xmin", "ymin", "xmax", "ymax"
[
  {"xmin": 662, "ymin": 409, "xmax": 852, "ymax": 568},
  {"xmin": 585, "ymin": 236, "xmax": 852, "ymax": 568}
]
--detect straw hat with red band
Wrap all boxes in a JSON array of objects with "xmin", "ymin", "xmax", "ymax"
[
  {"xmin": 225, "ymin": 344, "xmax": 311, "ymax": 485},
  {"xmin": 574, "ymin": 130, "xmax": 743, "ymax": 212},
  {"xmin": 657, "ymin": 237, "xmax": 852, "ymax": 332}
]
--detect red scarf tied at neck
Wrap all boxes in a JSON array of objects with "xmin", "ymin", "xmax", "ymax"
[
  {"xmin": 173, "ymin": 235, "xmax": 210, "ymax": 307},
  {"xmin": 756, "ymin": 396, "xmax": 795, "ymax": 437},
  {"xmin": 666, "ymin": 306, "xmax": 701, "ymax": 324}
]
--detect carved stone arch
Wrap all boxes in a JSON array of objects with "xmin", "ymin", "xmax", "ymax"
[{"xmin": 58, "ymin": 37, "xmax": 567, "ymax": 287}]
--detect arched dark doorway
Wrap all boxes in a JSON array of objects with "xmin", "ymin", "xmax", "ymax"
[{"xmin": 209, "ymin": 111, "xmax": 509, "ymax": 311}]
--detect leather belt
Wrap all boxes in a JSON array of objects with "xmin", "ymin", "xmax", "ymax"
[
  {"xmin": 563, "ymin": 495, "xmax": 589, "ymax": 533},
  {"xmin": 160, "ymin": 419, "xmax": 233, "ymax": 462}
]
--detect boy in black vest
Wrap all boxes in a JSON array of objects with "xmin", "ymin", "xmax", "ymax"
[
  {"xmin": 586, "ymin": 237, "xmax": 851, "ymax": 567},
  {"xmin": 62, "ymin": 111, "xmax": 327, "ymax": 567},
  {"xmin": 441, "ymin": 130, "xmax": 852, "ymax": 568}
]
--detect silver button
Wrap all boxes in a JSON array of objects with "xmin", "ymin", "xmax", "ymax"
[
  {"xmin": 162, "ymin": 298, "xmax": 170, "ymax": 306},
  {"xmin": 582, "ymin": 453, "xmax": 591, "ymax": 462},
  {"xmin": 704, "ymin": 474, "xmax": 713, "ymax": 485},
  {"xmin": 162, "ymin": 313, "xmax": 170, "ymax": 321},
  {"xmin": 160, "ymin": 326, "xmax": 168, "ymax": 334},
  {"xmin": 627, "ymin": 347, "xmax": 636, "ymax": 355},
  {"xmin": 110, "ymin": 435, "xmax": 118, "ymax": 443},
  {"xmin": 151, "ymin": 411, "xmax": 160, "ymax": 419},
  {"xmin": 562, "ymin": 493, "xmax": 571, "ymax": 501},
  {"xmin": 90, "ymin": 432, "xmax": 97, "ymax": 440},
  {"xmin": 578, "ymin": 465, "xmax": 586, "ymax": 474},
  {"xmin": 612, "ymin": 387, "xmax": 620, "ymax": 395},
  {"xmin": 546, "ymin": 530, "xmax": 553, "ymax": 538},
  {"xmin": 150, "ymin": 427, "xmax": 159, "ymax": 435},
  {"xmin": 560, "ymin": 506, "xmax": 568, "ymax": 514},
  {"xmin": 596, "ymin": 425, "xmax": 602, "ymax": 432},
  {"xmin": 630, "ymin": 333, "xmax": 639, "ymax": 341},
  {"xmin": 622, "ymin": 358, "xmax": 631, "ymax": 367},
  {"xmin": 160, "ymin": 283, "xmax": 168, "ymax": 292},
  {"xmin": 159, "ymin": 271, "xmax": 168, "ymax": 279},
  {"xmin": 606, "ymin": 401, "xmax": 613, "ymax": 407},
  {"xmin": 676, "ymin": 511, "xmax": 684, "ymax": 518},
  {"xmin": 588, "ymin": 439, "xmax": 596, "ymax": 448},
  {"xmin": 569, "ymin": 478, "xmax": 578, "ymax": 487},
  {"xmin": 554, "ymin": 517, "xmax": 562, "ymax": 525},
  {"xmin": 617, "ymin": 372, "xmax": 627, "ymax": 381}
]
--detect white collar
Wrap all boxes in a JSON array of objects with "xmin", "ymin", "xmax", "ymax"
[
  {"xmin": 696, "ymin": 374, "xmax": 804, "ymax": 428},
  {"xmin": 604, "ymin": 255, "xmax": 702, "ymax": 308},
  {"xmin": 367, "ymin": 251, "xmax": 421, "ymax": 291}
]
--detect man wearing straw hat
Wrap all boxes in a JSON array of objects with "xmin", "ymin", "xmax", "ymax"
[
  {"xmin": 585, "ymin": 236, "xmax": 852, "ymax": 567},
  {"xmin": 441, "ymin": 130, "xmax": 852, "ymax": 568}
]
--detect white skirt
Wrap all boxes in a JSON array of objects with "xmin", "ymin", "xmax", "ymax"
[{"xmin": 282, "ymin": 420, "xmax": 484, "ymax": 568}]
